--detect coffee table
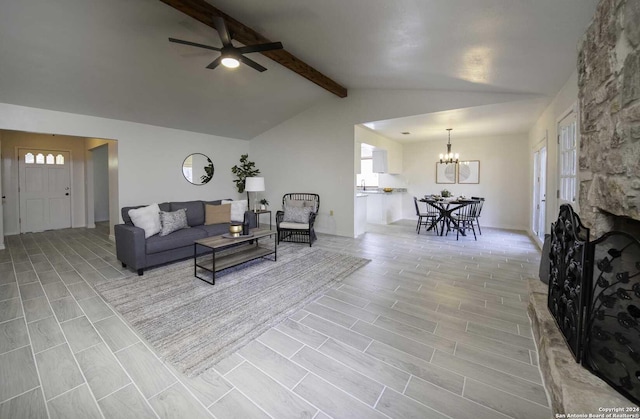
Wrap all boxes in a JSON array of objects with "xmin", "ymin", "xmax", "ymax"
[{"xmin": 193, "ymin": 228, "xmax": 277, "ymax": 285}]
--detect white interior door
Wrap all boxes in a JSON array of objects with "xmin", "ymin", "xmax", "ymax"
[
  {"xmin": 19, "ymin": 149, "xmax": 71, "ymax": 233},
  {"xmin": 532, "ymin": 145, "xmax": 547, "ymax": 240}
]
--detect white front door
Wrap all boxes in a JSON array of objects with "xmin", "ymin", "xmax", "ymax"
[{"xmin": 18, "ymin": 149, "xmax": 71, "ymax": 233}]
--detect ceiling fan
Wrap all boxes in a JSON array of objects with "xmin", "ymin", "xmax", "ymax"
[{"xmin": 169, "ymin": 16, "xmax": 283, "ymax": 72}]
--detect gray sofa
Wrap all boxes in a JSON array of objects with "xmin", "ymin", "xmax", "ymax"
[{"xmin": 115, "ymin": 200, "xmax": 256, "ymax": 275}]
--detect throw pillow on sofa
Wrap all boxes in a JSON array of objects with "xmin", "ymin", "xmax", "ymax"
[
  {"xmin": 283, "ymin": 206, "xmax": 312, "ymax": 224},
  {"xmin": 221, "ymin": 200, "xmax": 248, "ymax": 222},
  {"xmin": 205, "ymin": 204, "xmax": 231, "ymax": 225},
  {"xmin": 128, "ymin": 203, "xmax": 162, "ymax": 238},
  {"xmin": 159, "ymin": 208, "xmax": 189, "ymax": 236}
]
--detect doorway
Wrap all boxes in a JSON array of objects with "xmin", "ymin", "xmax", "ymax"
[
  {"xmin": 18, "ymin": 148, "xmax": 72, "ymax": 233},
  {"xmin": 92, "ymin": 145, "xmax": 110, "ymax": 223},
  {"xmin": 532, "ymin": 143, "xmax": 547, "ymax": 242}
]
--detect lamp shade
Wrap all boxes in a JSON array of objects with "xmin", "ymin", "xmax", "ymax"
[{"xmin": 245, "ymin": 177, "xmax": 265, "ymax": 192}]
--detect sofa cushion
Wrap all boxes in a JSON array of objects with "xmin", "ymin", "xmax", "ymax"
[
  {"xmin": 159, "ymin": 208, "xmax": 189, "ymax": 236},
  {"xmin": 283, "ymin": 206, "xmax": 312, "ymax": 223},
  {"xmin": 222, "ymin": 200, "xmax": 248, "ymax": 222},
  {"xmin": 279, "ymin": 222, "xmax": 310, "ymax": 230},
  {"xmin": 205, "ymin": 204, "xmax": 231, "ymax": 225},
  {"xmin": 193, "ymin": 223, "xmax": 231, "ymax": 237},
  {"xmin": 146, "ymin": 227, "xmax": 207, "ymax": 254},
  {"xmin": 128, "ymin": 204, "xmax": 162, "ymax": 238},
  {"xmin": 170, "ymin": 201, "xmax": 205, "ymax": 226},
  {"xmin": 122, "ymin": 202, "xmax": 170, "ymax": 225}
]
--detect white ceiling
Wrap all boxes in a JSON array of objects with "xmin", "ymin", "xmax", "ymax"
[
  {"xmin": 362, "ymin": 98, "xmax": 552, "ymax": 143},
  {"xmin": 0, "ymin": 0, "xmax": 598, "ymax": 140}
]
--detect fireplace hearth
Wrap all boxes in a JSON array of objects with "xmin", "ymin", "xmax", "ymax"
[{"xmin": 547, "ymin": 204, "xmax": 640, "ymax": 405}]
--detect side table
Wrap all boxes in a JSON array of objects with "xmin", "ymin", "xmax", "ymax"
[{"xmin": 253, "ymin": 210, "xmax": 272, "ymax": 230}]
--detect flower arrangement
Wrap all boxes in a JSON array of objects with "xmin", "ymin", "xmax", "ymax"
[{"xmin": 441, "ymin": 189, "xmax": 452, "ymax": 198}]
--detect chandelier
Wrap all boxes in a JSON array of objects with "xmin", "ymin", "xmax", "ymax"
[{"xmin": 439, "ymin": 128, "xmax": 459, "ymax": 164}]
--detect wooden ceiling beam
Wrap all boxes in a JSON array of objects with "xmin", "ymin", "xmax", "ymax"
[{"xmin": 159, "ymin": 0, "xmax": 348, "ymax": 98}]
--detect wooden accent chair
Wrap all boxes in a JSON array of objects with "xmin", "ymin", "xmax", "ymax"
[{"xmin": 276, "ymin": 193, "xmax": 320, "ymax": 247}]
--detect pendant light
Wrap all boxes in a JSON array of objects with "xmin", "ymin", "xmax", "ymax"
[{"xmin": 439, "ymin": 128, "xmax": 459, "ymax": 164}]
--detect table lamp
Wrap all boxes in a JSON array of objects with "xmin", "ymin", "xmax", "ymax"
[{"xmin": 245, "ymin": 177, "xmax": 265, "ymax": 212}]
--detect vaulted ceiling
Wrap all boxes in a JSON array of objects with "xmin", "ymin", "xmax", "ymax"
[{"xmin": 0, "ymin": 0, "xmax": 598, "ymax": 140}]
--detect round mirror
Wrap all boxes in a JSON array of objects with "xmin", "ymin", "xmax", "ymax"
[{"xmin": 182, "ymin": 153, "xmax": 214, "ymax": 185}]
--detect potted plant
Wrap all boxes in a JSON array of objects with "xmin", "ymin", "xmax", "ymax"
[
  {"xmin": 259, "ymin": 198, "xmax": 269, "ymax": 210},
  {"xmin": 231, "ymin": 154, "xmax": 260, "ymax": 193},
  {"xmin": 441, "ymin": 189, "xmax": 452, "ymax": 198}
]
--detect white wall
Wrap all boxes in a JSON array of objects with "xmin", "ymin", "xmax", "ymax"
[
  {"xmin": 528, "ymin": 71, "xmax": 578, "ymax": 239},
  {"xmin": 250, "ymin": 89, "xmax": 542, "ymax": 237},
  {"xmin": 1, "ymin": 131, "xmax": 88, "ymax": 234},
  {"xmin": 403, "ymin": 134, "xmax": 530, "ymax": 230},
  {"xmin": 0, "ymin": 131, "xmax": 3, "ymax": 248},
  {"xmin": 0, "ymin": 103, "xmax": 250, "ymax": 229},
  {"xmin": 92, "ymin": 144, "xmax": 109, "ymax": 222}
]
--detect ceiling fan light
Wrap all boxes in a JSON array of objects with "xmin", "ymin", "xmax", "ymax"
[{"xmin": 221, "ymin": 57, "xmax": 240, "ymax": 68}]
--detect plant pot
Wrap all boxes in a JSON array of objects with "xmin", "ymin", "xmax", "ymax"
[{"xmin": 260, "ymin": 204, "xmax": 266, "ymax": 210}]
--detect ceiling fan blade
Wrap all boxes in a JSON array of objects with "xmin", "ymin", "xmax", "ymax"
[
  {"xmin": 212, "ymin": 16, "xmax": 232, "ymax": 47},
  {"xmin": 236, "ymin": 42, "xmax": 283, "ymax": 55},
  {"xmin": 206, "ymin": 56, "xmax": 223, "ymax": 70},
  {"xmin": 239, "ymin": 56, "xmax": 267, "ymax": 72},
  {"xmin": 168, "ymin": 38, "xmax": 220, "ymax": 51}
]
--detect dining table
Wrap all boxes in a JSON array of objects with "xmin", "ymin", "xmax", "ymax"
[{"xmin": 419, "ymin": 197, "xmax": 474, "ymax": 236}]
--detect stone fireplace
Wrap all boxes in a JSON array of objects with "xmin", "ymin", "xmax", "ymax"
[
  {"xmin": 578, "ymin": 0, "xmax": 640, "ymax": 237},
  {"xmin": 529, "ymin": 0, "xmax": 640, "ymax": 414}
]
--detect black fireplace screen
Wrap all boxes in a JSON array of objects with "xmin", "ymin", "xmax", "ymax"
[
  {"xmin": 548, "ymin": 204, "xmax": 589, "ymax": 360},
  {"xmin": 548, "ymin": 204, "xmax": 640, "ymax": 405}
]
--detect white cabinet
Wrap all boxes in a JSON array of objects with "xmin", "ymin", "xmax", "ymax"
[
  {"xmin": 355, "ymin": 195, "xmax": 367, "ymax": 236},
  {"xmin": 372, "ymin": 148, "xmax": 402, "ymax": 174},
  {"xmin": 372, "ymin": 150, "xmax": 388, "ymax": 173},
  {"xmin": 366, "ymin": 193, "xmax": 403, "ymax": 224}
]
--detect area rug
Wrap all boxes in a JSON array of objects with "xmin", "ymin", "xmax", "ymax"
[{"xmin": 94, "ymin": 244, "xmax": 369, "ymax": 376}]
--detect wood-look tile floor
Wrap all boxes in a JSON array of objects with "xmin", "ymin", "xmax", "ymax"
[{"xmin": 0, "ymin": 220, "xmax": 550, "ymax": 419}]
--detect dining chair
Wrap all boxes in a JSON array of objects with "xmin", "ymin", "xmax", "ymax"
[
  {"xmin": 413, "ymin": 197, "xmax": 439, "ymax": 234},
  {"xmin": 449, "ymin": 200, "xmax": 479, "ymax": 240},
  {"xmin": 471, "ymin": 196, "xmax": 485, "ymax": 234}
]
